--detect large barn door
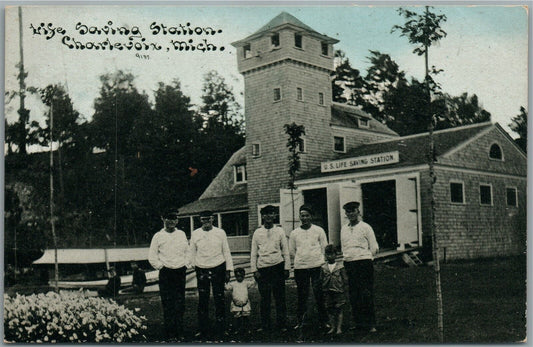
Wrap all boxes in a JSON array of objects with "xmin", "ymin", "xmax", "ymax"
[
  {"xmin": 396, "ymin": 175, "xmax": 420, "ymax": 248},
  {"xmin": 280, "ymin": 188, "xmax": 304, "ymax": 238}
]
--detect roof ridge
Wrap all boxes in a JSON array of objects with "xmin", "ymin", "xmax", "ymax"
[{"xmin": 368, "ymin": 121, "xmax": 494, "ymax": 145}]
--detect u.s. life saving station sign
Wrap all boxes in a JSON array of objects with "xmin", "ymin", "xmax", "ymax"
[{"xmin": 321, "ymin": 151, "xmax": 400, "ymax": 173}]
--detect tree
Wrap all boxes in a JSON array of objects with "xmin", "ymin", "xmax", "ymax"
[
  {"xmin": 393, "ymin": 6, "xmax": 447, "ymax": 342},
  {"xmin": 383, "ymin": 77, "xmax": 430, "ymax": 135},
  {"xmin": 197, "ymin": 70, "xmax": 245, "ymax": 184},
  {"xmin": 90, "ymin": 71, "xmax": 153, "ymax": 156},
  {"xmin": 361, "ymin": 51, "xmax": 407, "ymax": 123},
  {"xmin": 509, "ymin": 106, "xmax": 527, "ymax": 153},
  {"xmin": 38, "ymin": 84, "xmax": 86, "ymax": 208},
  {"xmin": 200, "ymin": 70, "xmax": 244, "ymax": 131},
  {"xmin": 332, "ymin": 50, "xmax": 365, "ymax": 105},
  {"xmin": 124, "ymin": 79, "xmax": 202, "ymax": 242},
  {"xmin": 88, "ymin": 71, "xmax": 154, "ymax": 245},
  {"xmin": 437, "ymin": 92, "xmax": 491, "ymax": 129},
  {"xmin": 284, "ymin": 122, "xmax": 306, "ymax": 230}
]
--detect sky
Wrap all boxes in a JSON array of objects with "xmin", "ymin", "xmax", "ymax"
[{"xmin": 4, "ymin": 4, "xmax": 529, "ymax": 141}]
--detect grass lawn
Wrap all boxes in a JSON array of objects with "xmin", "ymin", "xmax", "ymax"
[{"xmin": 114, "ymin": 255, "xmax": 526, "ymax": 343}]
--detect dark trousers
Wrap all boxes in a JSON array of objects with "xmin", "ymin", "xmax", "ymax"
[
  {"xmin": 196, "ymin": 262, "xmax": 226, "ymax": 336},
  {"xmin": 257, "ymin": 262, "xmax": 287, "ymax": 329},
  {"xmin": 159, "ymin": 266, "xmax": 186, "ymax": 339},
  {"xmin": 294, "ymin": 266, "xmax": 327, "ymax": 324},
  {"xmin": 344, "ymin": 259, "xmax": 376, "ymax": 329}
]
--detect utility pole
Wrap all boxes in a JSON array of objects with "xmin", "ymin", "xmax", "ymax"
[
  {"xmin": 50, "ymin": 102, "xmax": 59, "ymax": 293},
  {"xmin": 17, "ymin": 7, "xmax": 28, "ymax": 155}
]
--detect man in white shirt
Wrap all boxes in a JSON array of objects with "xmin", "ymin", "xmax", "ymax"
[
  {"xmin": 289, "ymin": 204, "xmax": 329, "ymax": 332},
  {"xmin": 189, "ymin": 210, "xmax": 234, "ymax": 340},
  {"xmin": 251, "ymin": 205, "xmax": 291, "ymax": 333},
  {"xmin": 340, "ymin": 201, "xmax": 379, "ymax": 334},
  {"xmin": 148, "ymin": 209, "xmax": 190, "ymax": 342}
]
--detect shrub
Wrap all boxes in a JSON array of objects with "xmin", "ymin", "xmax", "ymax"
[{"xmin": 4, "ymin": 290, "xmax": 147, "ymax": 343}]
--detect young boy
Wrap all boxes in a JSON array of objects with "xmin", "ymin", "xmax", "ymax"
[
  {"xmin": 321, "ymin": 244, "xmax": 349, "ymax": 335},
  {"xmin": 225, "ymin": 267, "xmax": 255, "ymax": 338}
]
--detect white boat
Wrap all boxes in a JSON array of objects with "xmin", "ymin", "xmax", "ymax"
[
  {"xmin": 33, "ymin": 247, "xmax": 158, "ymax": 290},
  {"xmin": 33, "ymin": 248, "xmax": 252, "ymax": 292}
]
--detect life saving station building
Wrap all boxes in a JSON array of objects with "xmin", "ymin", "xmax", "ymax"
[{"xmin": 178, "ymin": 12, "xmax": 527, "ymax": 260}]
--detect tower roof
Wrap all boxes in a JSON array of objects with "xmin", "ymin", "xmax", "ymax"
[
  {"xmin": 232, "ymin": 11, "xmax": 339, "ymax": 47},
  {"xmin": 255, "ymin": 11, "xmax": 316, "ymax": 34}
]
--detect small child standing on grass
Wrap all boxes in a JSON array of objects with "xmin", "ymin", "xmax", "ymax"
[
  {"xmin": 225, "ymin": 267, "xmax": 255, "ymax": 337},
  {"xmin": 321, "ymin": 244, "xmax": 349, "ymax": 335}
]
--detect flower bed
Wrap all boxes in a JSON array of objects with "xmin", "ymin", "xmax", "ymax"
[{"xmin": 4, "ymin": 290, "xmax": 147, "ymax": 343}]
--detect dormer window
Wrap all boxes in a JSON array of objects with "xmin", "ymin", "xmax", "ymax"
[
  {"xmin": 321, "ymin": 42, "xmax": 329, "ymax": 56},
  {"xmin": 294, "ymin": 33, "xmax": 302, "ymax": 48},
  {"xmin": 234, "ymin": 164, "xmax": 247, "ymax": 183},
  {"xmin": 271, "ymin": 33, "xmax": 280, "ymax": 48},
  {"xmin": 243, "ymin": 44, "xmax": 252, "ymax": 58},
  {"xmin": 489, "ymin": 143, "xmax": 503, "ymax": 160},
  {"xmin": 358, "ymin": 118, "xmax": 369, "ymax": 128}
]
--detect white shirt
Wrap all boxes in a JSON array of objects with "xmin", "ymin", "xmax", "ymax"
[
  {"xmin": 289, "ymin": 224, "xmax": 328, "ymax": 269},
  {"xmin": 340, "ymin": 221, "xmax": 379, "ymax": 262},
  {"xmin": 226, "ymin": 280, "xmax": 254, "ymax": 306},
  {"xmin": 250, "ymin": 225, "xmax": 291, "ymax": 272},
  {"xmin": 148, "ymin": 228, "xmax": 190, "ymax": 270},
  {"xmin": 189, "ymin": 226, "xmax": 234, "ymax": 270}
]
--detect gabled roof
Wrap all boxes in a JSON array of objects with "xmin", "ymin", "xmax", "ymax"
[
  {"xmin": 178, "ymin": 194, "xmax": 248, "ymax": 216},
  {"xmin": 200, "ymin": 146, "xmax": 247, "ymax": 199},
  {"xmin": 330, "ymin": 102, "xmax": 399, "ymax": 136},
  {"xmin": 232, "ymin": 12, "xmax": 338, "ymax": 47},
  {"xmin": 297, "ymin": 122, "xmax": 495, "ymax": 180}
]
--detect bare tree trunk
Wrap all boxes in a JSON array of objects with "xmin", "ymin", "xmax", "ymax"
[{"xmin": 425, "ymin": 14, "xmax": 444, "ymax": 337}]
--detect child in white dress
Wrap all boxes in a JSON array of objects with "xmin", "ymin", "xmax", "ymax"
[{"xmin": 225, "ymin": 267, "xmax": 255, "ymax": 336}]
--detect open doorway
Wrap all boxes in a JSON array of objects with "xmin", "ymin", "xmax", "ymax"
[
  {"xmin": 361, "ymin": 180, "xmax": 397, "ymax": 250},
  {"xmin": 303, "ymin": 188, "xmax": 329, "ymax": 237}
]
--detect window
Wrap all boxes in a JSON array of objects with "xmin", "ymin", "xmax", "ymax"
[
  {"xmin": 298, "ymin": 138, "xmax": 306, "ymax": 153},
  {"xmin": 297, "ymin": 87, "xmax": 303, "ymax": 101},
  {"xmin": 221, "ymin": 211, "xmax": 249, "ymax": 236},
  {"xmin": 273, "ymin": 88, "xmax": 281, "ymax": 101},
  {"xmin": 489, "ymin": 143, "xmax": 503, "ymax": 160},
  {"xmin": 318, "ymin": 92, "xmax": 324, "ymax": 105},
  {"xmin": 234, "ymin": 164, "xmax": 247, "ymax": 183},
  {"xmin": 450, "ymin": 182, "xmax": 464, "ymax": 204},
  {"xmin": 479, "ymin": 184, "xmax": 492, "ymax": 205},
  {"xmin": 506, "ymin": 187, "xmax": 518, "ymax": 207},
  {"xmin": 358, "ymin": 118, "xmax": 369, "ymax": 128},
  {"xmin": 252, "ymin": 143, "xmax": 261, "ymax": 157},
  {"xmin": 294, "ymin": 33, "xmax": 302, "ymax": 48},
  {"xmin": 334, "ymin": 136, "xmax": 345, "ymax": 152},
  {"xmin": 271, "ymin": 33, "xmax": 280, "ymax": 48},
  {"xmin": 243, "ymin": 43, "xmax": 252, "ymax": 58},
  {"xmin": 257, "ymin": 204, "xmax": 281, "ymax": 225},
  {"xmin": 321, "ymin": 42, "xmax": 328, "ymax": 56}
]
